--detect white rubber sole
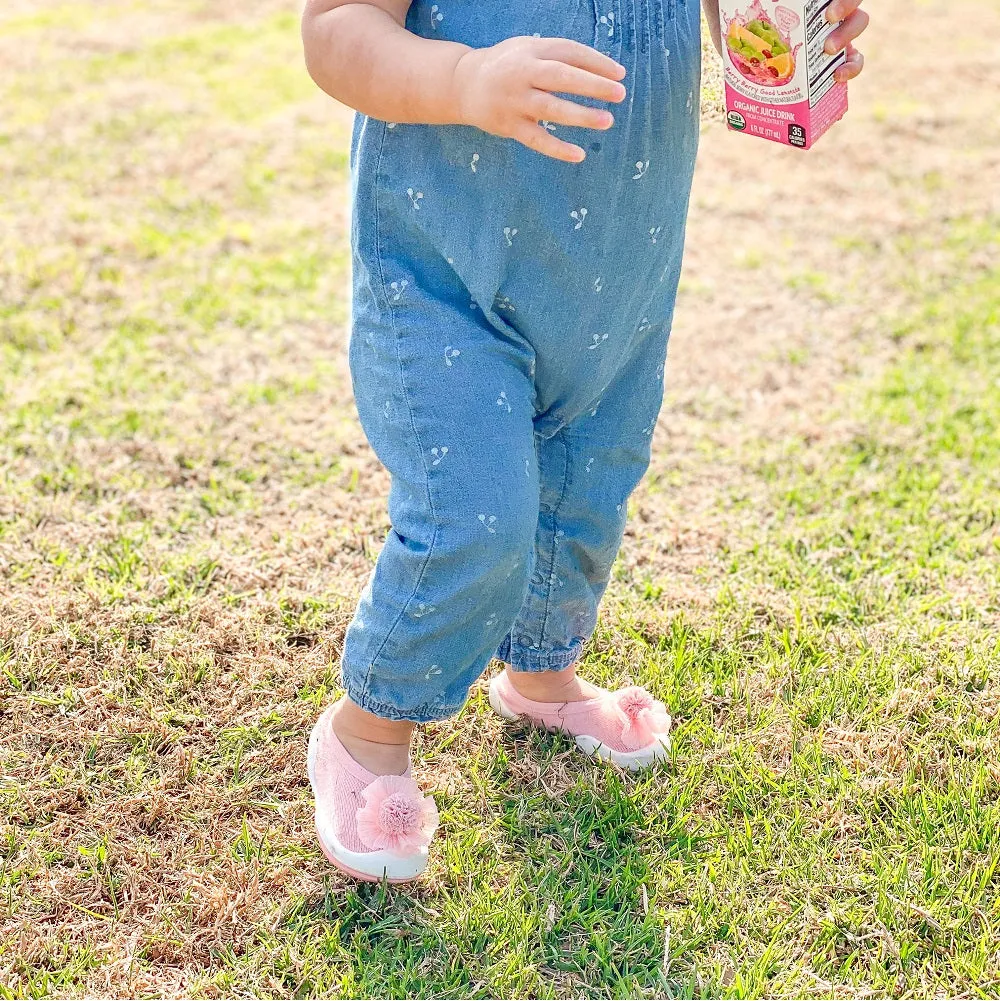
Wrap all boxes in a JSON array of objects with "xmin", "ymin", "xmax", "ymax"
[
  {"xmin": 487, "ymin": 676, "xmax": 670, "ymax": 772},
  {"xmin": 307, "ymin": 717, "xmax": 428, "ymax": 883}
]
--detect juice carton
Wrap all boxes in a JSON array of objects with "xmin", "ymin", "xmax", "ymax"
[{"xmin": 720, "ymin": 0, "xmax": 849, "ymax": 149}]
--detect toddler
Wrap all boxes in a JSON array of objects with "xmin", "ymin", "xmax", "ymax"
[{"xmin": 301, "ymin": 0, "xmax": 868, "ymax": 882}]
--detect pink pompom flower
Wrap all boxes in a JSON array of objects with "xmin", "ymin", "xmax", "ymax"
[
  {"xmin": 615, "ymin": 686, "xmax": 671, "ymax": 750},
  {"xmin": 355, "ymin": 775, "xmax": 439, "ymax": 855}
]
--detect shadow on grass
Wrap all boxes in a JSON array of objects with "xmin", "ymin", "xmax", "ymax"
[{"xmin": 243, "ymin": 726, "xmax": 709, "ymax": 1000}]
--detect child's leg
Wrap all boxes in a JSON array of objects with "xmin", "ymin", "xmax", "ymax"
[
  {"xmin": 496, "ymin": 315, "xmax": 672, "ymax": 693},
  {"xmin": 339, "ymin": 273, "xmax": 542, "ymax": 759},
  {"xmin": 309, "ymin": 250, "xmax": 548, "ymax": 880},
  {"xmin": 484, "ymin": 319, "xmax": 676, "ymax": 768}
]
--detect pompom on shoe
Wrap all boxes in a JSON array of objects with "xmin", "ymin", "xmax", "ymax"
[
  {"xmin": 488, "ymin": 673, "xmax": 671, "ymax": 771},
  {"xmin": 307, "ymin": 706, "xmax": 439, "ymax": 882}
]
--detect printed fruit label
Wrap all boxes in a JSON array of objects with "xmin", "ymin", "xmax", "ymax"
[{"xmin": 725, "ymin": 2, "xmax": 802, "ymax": 97}]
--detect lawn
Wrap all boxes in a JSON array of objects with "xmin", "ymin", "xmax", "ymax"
[{"xmin": 1, "ymin": 1, "xmax": 998, "ymax": 998}]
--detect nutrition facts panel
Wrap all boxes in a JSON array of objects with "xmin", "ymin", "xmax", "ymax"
[{"xmin": 804, "ymin": 0, "xmax": 848, "ymax": 106}]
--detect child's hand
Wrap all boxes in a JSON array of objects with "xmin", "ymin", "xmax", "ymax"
[
  {"xmin": 826, "ymin": 0, "xmax": 869, "ymax": 82},
  {"xmin": 453, "ymin": 37, "xmax": 627, "ymax": 163}
]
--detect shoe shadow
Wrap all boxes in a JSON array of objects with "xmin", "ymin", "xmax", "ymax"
[{"xmin": 281, "ymin": 704, "xmax": 702, "ymax": 999}]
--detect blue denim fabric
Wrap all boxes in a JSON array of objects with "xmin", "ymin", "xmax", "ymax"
[{"xmin": 341, "ymin": 0, "xmax": 702, "ymax": 721}]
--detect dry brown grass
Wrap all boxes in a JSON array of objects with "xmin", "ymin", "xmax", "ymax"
[{"xmin": 3, "ymin": 0, "xmax": 1000, "ymax": 997}]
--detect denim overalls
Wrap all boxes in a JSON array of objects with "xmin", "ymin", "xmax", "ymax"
[{"xmin": 341, "ymin": 0, "xmax": 702, "ymax": 720}]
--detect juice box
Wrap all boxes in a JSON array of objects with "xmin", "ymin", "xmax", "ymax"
[{"xmin": 721, "ymin": 0, "xmax": 849, "ymax": 149}]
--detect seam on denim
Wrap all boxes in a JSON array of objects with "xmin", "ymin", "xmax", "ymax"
[
  {"xmin": 538, "ymin": 427, "xmax": 572, "ymax": 648},
  {"xmin": 495, "ymin": 633, "xmax": 513, "ymax": 664},
  {"xmin": 347, "ymin": 684, "xmax": 462, "ymax": 724},
  {"xmin": 592, "ymin": 0, "xmax": 622, "ymax": 56},
  {"xmin": 361, "ymin": 120, "xmax": 440, "ymax": 691},
  {"xmin": 505, "ymin": 640, "xmax": 583, "ymax": 672}
]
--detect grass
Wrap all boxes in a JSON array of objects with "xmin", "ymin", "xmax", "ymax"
[{"xmin": 1, "ymin": 1, "xmax": 999, "ymax": 999}]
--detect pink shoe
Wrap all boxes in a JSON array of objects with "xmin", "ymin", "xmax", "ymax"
[
  {"xmin": 307, "ymin": 706, "xmax": 439, "ymax": 882},
  {"xmin": 488, "ymin": 672, "xmax": 671, "ymax": 771}
]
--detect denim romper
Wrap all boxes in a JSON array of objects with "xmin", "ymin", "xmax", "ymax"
[{"xmin": 341, "ymin": 0, "xmax": 702, "ymax": 721}]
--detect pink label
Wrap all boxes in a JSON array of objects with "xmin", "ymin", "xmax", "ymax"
[
  {"xmin": 774, "ymin": 5, "xmax": 800, "ymax": 33},
  {"xmin": 725, "ymin": 84, "xmax": 810, "ymax": 146}
]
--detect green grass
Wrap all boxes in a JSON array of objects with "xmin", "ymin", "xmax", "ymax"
[{"xmin": 2, "ymin": 1, "xmax": 999, "ymax": 999}]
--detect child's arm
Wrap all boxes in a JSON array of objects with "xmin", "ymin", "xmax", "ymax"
[
  {"xmin": 301, "ymin": 0, "xmax": 627, "ymax": 162},
  {"xmin": 700, "ymin": 0, "xmax": 722, "ymax": 55}
]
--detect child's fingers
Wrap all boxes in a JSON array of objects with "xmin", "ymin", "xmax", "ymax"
[
  {"xmin": 532, "ymin": 61, "xmax": 627, "ymax": 103},
  {"xmin": 514, "ymin": 121, "xmax": 587, "ymax": 163},
  {"xmin": 833, "ymin": 43, "xmax": 864, "ymax": 81},
  {"xmin": 529, "ymin": 92, "xmax": 614, "ymax": 131},
  {"xmin": 826, "ymin": 0, "xmax": 864, "ymax": 20},
  {"xmin": 825, "ymin": 7, "xmax": 870, "ymax": 52},
  {"xmin": 536, "ymin": 37, "xmax": 626, "ymax": 81}
]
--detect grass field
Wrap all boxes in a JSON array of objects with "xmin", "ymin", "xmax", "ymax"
[{"xmin": 2, "ymin": 1, "xmax": 999, "ymax": 998}]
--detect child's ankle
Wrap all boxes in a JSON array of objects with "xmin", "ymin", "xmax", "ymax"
[
  {"xmin": 505, "ymin": 663, "xmax": 591, "ymax": 702},
  {"xmin": 331, "ymin": 697, "xmax": 414, "ymax": 776}
]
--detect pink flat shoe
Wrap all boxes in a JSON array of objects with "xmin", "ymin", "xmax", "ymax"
[
  {"xmin": 488, "ymin": 672, "xmax": 671, "ymax": 771},
  {"xmin": 307, "ymin": 706, "xmax": 439, "ymax": 882}
]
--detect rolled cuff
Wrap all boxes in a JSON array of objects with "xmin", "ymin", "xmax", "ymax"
[{"xmin": 494, "ymin": 634, "xmax": 583, "ymax": 673}]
